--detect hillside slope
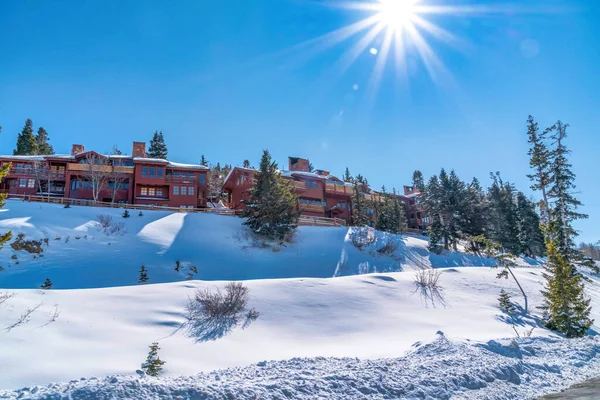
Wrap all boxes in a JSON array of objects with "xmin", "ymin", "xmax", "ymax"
[{"xmin": 0, "ymin": 200, "xmax": 529, "ymax": 289}]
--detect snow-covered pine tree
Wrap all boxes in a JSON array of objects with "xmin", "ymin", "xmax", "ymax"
[
  {"xmin": 540, "ymin": 238, "xmax": 593, "ymax": 337},
  {"xmin": 242, "ymin": 150, "xmax": 300, "ymax": 241},
  {"xmin": 515, "ymin": 192, "xmax": 545, "ymax": 258},
  {"xmin": 40, "ymin": 278, "xmax": 53, "ymax": 290},
  {"xmin": 35, "ymin": 127, "xmax": 54, "ymax": 155},
  {"xmin": 350, "ymin": 180, "xmax": 369, "ymax": 227},
  {"xmin": 412, "ymin": 170, "xmax": 425, "ymax": 192},
  {"xmin": 498, "ymin": 289, "xmax": 516, "ymax": 313},
  {"xmin": 122, "ymin": 209, "xmax": 130, "ymax": 218},
  {"xmin": 147, "ymin": 131, "xmax": 168, "ymax": 159},
  {"xmin": 139, "ymin": 265, "xmax": 149, "ymax": 284},
  {"xmin": 141, "ymin": 342, "xmax": 166, "ymax": 376},
  {"xmin": 526, "ymin": 115, "xmax": 552, "ymax": 222},
  {"xmin": 13, "ymin": 118, "xmax": 38, "ymax": 155},
  {"xmin": 461, "ymin": 177, "xmax": 488, "ymax": 252}
]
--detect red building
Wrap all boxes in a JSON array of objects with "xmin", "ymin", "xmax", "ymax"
[
  {"xmin": 223, "ymin": 157, "xmax": 353, "ymax": 222},
  {"xmin": 403, "ymin": 185, "xmax": 430, "ymax": 229},
  {"xmin": 0, "ymin": 142, "xmax": 209, "ymax": 208}
]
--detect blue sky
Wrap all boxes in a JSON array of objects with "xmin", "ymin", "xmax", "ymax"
[{"xmin": 0, "ymin": 0, "xmax": 598, "ymax": 242}]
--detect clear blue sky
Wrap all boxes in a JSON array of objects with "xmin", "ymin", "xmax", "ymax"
[{"xmin": 0, "ymin": 0, "xmax": 598, "ymax": 242}]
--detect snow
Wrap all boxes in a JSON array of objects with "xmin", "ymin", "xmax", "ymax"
[
  {"xmin": 1, "ymin": 201, "xmax": 599, "ymax": 398},
  {"xmin": 132, "ymin": 158, "xmax": 209, "ymax": 170}
]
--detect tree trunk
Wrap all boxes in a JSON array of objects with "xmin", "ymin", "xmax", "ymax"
[{"xmin": 506, "ymin": 266, "xmax": 528, "ymax": 313}]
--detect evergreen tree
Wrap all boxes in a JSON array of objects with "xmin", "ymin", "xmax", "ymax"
[
  {"xmin": 412, "ymin": 170, "xmax": 425, "ymax": 191},
  {"xmin": 111, "ymin": 144, "xmax": 122, "ymax": 155},
  {"xmin": 243, "ymin": 159, "xmax": 252, "ymax": 169},
  {"xmin": 351, "ymin": 180, "xmax": 370, "ymax": 227},
  {"xmin": 540, "ymin": 238, "xmax": 593, "ymax": 337},
  {"xmin": 200, "ymin": 155, "xmax": 208, "ymax": 167},
  {"xmin": 547, "ymin": 121, "xmax": 588, "ymax": 260},
  {"xmin": 35, "ymin": 127, "xmax": 54, "ymax": 155},
  {"xmin": 141, "ymin": 342, "xmax": 166, "ymax": 376},
  {"xmin": 487, "ymin": 173, "xmax": 521, "ymax": 254},
  {"xmin": 122, "ymin": 209, "xmax": 130, "ymax": 218},
  {"xmin": 526, "ymin": 115, "xmax": 552, "ymax": 222},
  {"xmin": 13, "ymin": 118, "xmax": 38, "ymax": 155},
  {"xmin": 343, "ymin": 167, "xmax": 353, "ymax": 182},
  {"xmin": 498, "ymin": 289, "xmax": 516, "ymax": 313},
  {"xmin": 242, "ymin": 150, "xmax": 300, "ymax": 240},
  {"xmin": 515, "ymin": 192, "xmax": 545, "ymax": 257},
  {"xmin": 147, "ymin": 131, "xmax": 168, "ymax": 159},
  {"xmin": 308, "ymin": 162, "xmax": 315, "ymax": 173},
  {"xmin": 139, "ymin": 265, "xmax": 149, "ymax": 284},
  {"xmin": 0, "ymin": 162, "xmax": 12, "ymax": 251},
  {"xmin": 376, "ymin": 195, "xmax": 407, "ymax": 234},
  {"xmin": 40, "ymin": 278, "xmax": 53, "ymax": 290}
]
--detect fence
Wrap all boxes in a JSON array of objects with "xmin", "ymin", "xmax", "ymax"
[{"xmin": 5, "ymin": 194, "xmax": 348, "ymax": 227}]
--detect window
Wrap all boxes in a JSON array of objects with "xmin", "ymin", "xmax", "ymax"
[
  {"xmin": 188, "ymin": 186, "xmax": 195, "ymax": 196},
  {"xmin": 298, "ymin": 198, "xmax": 326, "ymax": 207},
  {"xmin": 71, "ymin": 181, "xmax": 78, "ymax": 190},
  {"xmin": 156, "ymin": 188, "xmax": 163, "ymax": 197},
  {"xmin": 336, "ymin": 201, "xmax": 346, "ymax": 209},
  {"xmin": 27, "ymin": 179, "xmax": 35, "ymax": 188},
  {"xmin": 19, "ymin": 178, "xmax": 27, "ymax": 188},
  {"xmin": 141, "ymin": 166, "xmax": 149, "ymax": 177},
  {"xmin": 173, "ymin": 186, "xmax": 179, "ymax": 195},
  {"xmin": 141, "ymin": 187, "xmax": 148, "ymax": 196},
  {"xmin": 148, "ymin": 188, "xmax": 156, "ymax": 196},
  {"xmin": 157, "ymin": 168, "xmax": 164, "ymax": 179},
  {"xmin": 180, "ymin": 186, "xmax": 187, "ymax": 195},
  {"xmin": 199, "ymin": 174, "xmax": 206, "ymax": 184},
  {"xmin": 306, "ymin": 180, "xmax": 318, "ymax": 190},
  {"xmin": 150, "ymin": 166, "xmax": 157, "ymax": 178}
]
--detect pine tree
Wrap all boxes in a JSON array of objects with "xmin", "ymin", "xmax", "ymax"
[
  {"xmin": 540, "ymin": 239, "xmax": 593, "ymax": 337},
  {"xmin": 351, "ymin": 180, "xmax": 370, "ymax": 227},
  {"xmin": 13, "ymin": 119, "xmax": 38, "ymax": 155},
  {"xmin": 200, "ymin": 155, "xmax": 208, "ymax": 167},
  {"xmin": 547, "ymin": 121, "xmax": 588, "ymax": 261},
  {"xmin": 498, "ymin": 289, "xmax": 516, "ymax": 313},
  {"xmin": 412, "ymin": 170, "xmax": 425, "ymax": 191},
  {"xmin": 243, "ymin": 160, "xmax": 252, "ymax": 169},
  {"xmin": 487, "ymin": 173, "xmax": 521, "ymax": 255},
  {"xmin": 147, "ymin": 131, "xmax": 168, "ymax": 159},
  {"xmin": 242, "ymin": 150, "xmax": 300, "ymax": 240},
  {"xmin": 526, "ymin": 115, "xmax": 551, "ymax": 222},
  {"xmin": 0, "ymin": 162, "xmax": 12, "ymax": 251},
  {"xmin": 141, "ymin": 342, "xmax": 166, "ymax": 376},
  {"xmin": 139, "ymin": 265, "xmax": 149, "ymax": 284},
  {"xmin": 111, "ymin": 144, "xmax": 122, "ymax": 155},
  {"xmin": 40, "ymin": 278, "xmax": 53, "ymax": 290},
  {"xmin": 308, "ymin": 162, "xmax": 315, "ymax": 173},
  {"xmin": 122, "ymin": 209, "xmax": 130, "ymax": 218},
  {"xmin": 343, "ymin": 167, "xmax": 352, "ymax": 182},
  {"xmin": 35, "ymin": 127, "xmax": 54, "ymax": 155},
  {"xmin": 515, "ymin": 192, "xmax": 545, "ymax": 257},
  {"xmin": 461, "ymin": 177, "xmax": 488, "ymax": 249}
]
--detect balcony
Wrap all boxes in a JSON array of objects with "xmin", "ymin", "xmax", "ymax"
[
  {"xmin": 325, "ymin": 183, "xmax": 352, "ymax": 196},
  {"xmin": 9, "ymin": 167, "xmax": 33, "ymax": 176},
  {"xmin": 299, "ymin": 204, "xmax": 325, "ymax": 214},
  {"xmin": 166, "ymin": 175, "xmax": 196, "ymax": 183},
  {"xmin": 363, "ymin": 193, "xmax": 385, "ymax": 203},
  {"xmin": 68, "ymin": 164, "xmax": 134, "ymax": 174},
  {"xmin": 290, "ymin": 180, "xmax": 307, "ymax": 190}
]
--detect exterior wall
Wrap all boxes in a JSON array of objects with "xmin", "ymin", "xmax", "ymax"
[
  {"xmin": 223, "ymin": 169, "xmax": 253, "ymax": 210},
  {"xmin": 289, "ymin": 157, "xmax": 310, "ymax": 172}
]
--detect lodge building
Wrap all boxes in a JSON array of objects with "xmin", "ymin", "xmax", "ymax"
[{"xmin": 0, "ymin": 142, "xmax": 209, "ymax": 209}]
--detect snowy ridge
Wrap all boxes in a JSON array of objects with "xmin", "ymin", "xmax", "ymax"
[{"xmin": 3, "ymin": 334, "xmax": 600, "ymax": 400}]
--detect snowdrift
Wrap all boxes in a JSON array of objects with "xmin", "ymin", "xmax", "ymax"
[{"xmin": 0, "ymin": 200, "xmax": 532, "ymax": 289}]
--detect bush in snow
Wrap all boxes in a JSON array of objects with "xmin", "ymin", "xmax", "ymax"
[
  {"xmin": 351, "ymin": 227, "xmax": 376, "ymax": 250},
  {"xmin": 63, "ymin": 203, "xmax": 71, "ymax": 209},
  {"xmin": 138, "ymin": 265, "xmax": 149, "ymax": 284},
  {"xmin": 40, "ymin": 278, "xmax": 53, "ymax": 290},
  {"xmin": 10, "ymin": 234, "xmax": 43, "ymax": 254},
  {"xmin": 376, "ymin": 238, "xmax": 399, "ymax": 256},
  {"xmin": 122, "ymin": 209, "xmax": 130, "ymax": 218},
  {"xmin": 97, "ymin": 215, "xmax": 127, "ymax": 236},
  {"xmin": 141, "ymin": 342, "xmax": 166, "ymax": 377},
  {"xmin": 498, "ymin": 289, "xmax": 516, "ymax": 313},
  {"xmin": 138, "ymin": 211, "xmax": 143, "ymax": 217},
  {"xmin": 413, "ymin": 268, "xmax": 444, "ymax": 307},
  {"xmin": 186, "ymin": 282, "xmax": 259, "ymax": 342}
]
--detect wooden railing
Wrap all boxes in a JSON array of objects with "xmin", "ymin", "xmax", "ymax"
[
  {"xmin": 291, "ymin": 181, "xmax": 307, "ymax": 190},
  {"xmin": 325, "ymin": 183, "xmax": 352, "ymax": 195},
  {"xmin": 68, "ymin": 164, "xmax": 134, "ymax": 174},
  {"xmin": 363, "ymin": 193, "xmax": 385, "ymax": 203},
  {"xmin": 166, "ymin": 175, "xmax": 196, "ymax": 183},
  {"xmin": 299, "ymin": 215, "xmax": 346, "ymax": 227},
  {"xmin": 299, "ymin": 203, "xmax": 325, "ymax": 214}
]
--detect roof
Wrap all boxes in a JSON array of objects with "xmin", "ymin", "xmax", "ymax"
[
  {"xmin": 133, "ymin": 158, "xmax": 208, "ymax": 170},
  {"xmin": 222, "ymin": 166, "xmax": 256, "ymax": 189}
]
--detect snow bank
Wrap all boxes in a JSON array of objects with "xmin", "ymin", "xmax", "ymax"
[
  {"xmin": 3, "ymin": 334, "xmax": 600, "ymax": 400},
  {"xmin": 0, "ymin": 201, "xmax": 538, "ymax": 289}
]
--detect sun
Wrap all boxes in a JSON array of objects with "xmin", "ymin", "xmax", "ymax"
[{"xmin": 376, "ymin": 0, "xmax": 420, "ymax": 30}]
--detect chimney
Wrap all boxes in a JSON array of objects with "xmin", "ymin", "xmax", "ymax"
[
  {"xmin": 316, "ymin": 169, "xmax": 330, "ymax": 177},
  {"xmin": 289, "ymin": 156, "xmax": 310, "ymax": 172},
  {"xmin": 71, "ymin": 144, "xmax": 85, "ymax": 155},
  {"xmin": 132, "ymin": 142, "xmax": 147, "ymax": 158}
]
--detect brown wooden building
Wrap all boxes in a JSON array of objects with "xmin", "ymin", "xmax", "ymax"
[{"xmin": 0, "ymin": 142, "xmax": 209, "ymax": 208}]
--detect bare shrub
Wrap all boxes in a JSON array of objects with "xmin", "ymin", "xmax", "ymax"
[
  {"xmin": 97, "ymin": 214, "xmax": 113, "ymax": 231},
  {"xmin": 413, "ymin": 268, "xmax": 445, "ymax": 308},
  {"xmin": 512, "ymin": 324, "xmax": 535, "ymax": 338},
  {"xmin": 0, "ymin": 292, "xmax": 15, "ymax": 306},
  {"xmin": 97, "ymin": 215, "xmax": 127, "ymax": 235},
  {"xmin": 377, "ymin": 239, "xmax": 399, "ymax": 256},
  {"xmin": 6, "ymin": 302, "xmax": 43, "ymax": 332},
  {"xmin": 351, "ymin": 227, "xmax": 376, "ymax": 250},
  {"xmin": 107, "ymin": 222, "xmax": 126, "ymax": 235},
  {"xmin": 186, "ymin": 282, "xmax": 259, "ymax": 342},
  {"xmin": 10, "ymin": 235, "xmax": 43, "ymax": 254}
]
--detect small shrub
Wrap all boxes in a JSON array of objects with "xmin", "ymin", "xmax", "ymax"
[
  {"xmin": 413, "ymin": 268, "xmax": 445, "ymax": 307},
  {"xmin": 175, "ymin": 260, "xmax": 181, "ymax": 272},
  {"xmin": 65, "ymin": 236, "xmax": 70, "ymax": 243},
  {"xmin": 54, "ymin": 237, "xmax": 61, "ymax": 241},
  {"xmin": 186, "ymin": 282, "xmax": 259, "ymax": 342},
  {"xmin": 377, "ymin": 239, "xmax": 399, "ymax": 255},
  {"xmin": 189, "ymin": 265, "xmax": 198, "ymax": 274},
  {"xmin": 63, "ymin": 203, "xmax": 71, "ymax": 209},
  {"xmin": 141, "ymin": 342, "xmax": 166, "ymax": 377},
  {"xmin": 107, "ymin": 222, "xmax": 126, "ymax": 235},
  {"xmin": 97, "ymin": 214, "xmax": 113, "ymax": 231},
  {"xmin": 186, "ymin": 273, "xmax": 194, "ymax": 280},
  {"xmin": 42, "ymin": 238, "xmax": 49, "ymax": 246},
  {"xmin": 40, "ymin": 278, "xmax": 53, "ymax": 290},
  {"xmin": 11, "ymin": 235, "xmax": 43, "ymax": 254},
  {"xmin": 74, "ymin": 236, "xmax": 80, "ymax": 240},
  {"xmin": 138, "ymin": 211, "xmax": 144, "ymax": 217},
  {"xmin": 122, "ymin": 209, "xmax": 130, "ymax": 218},
  {"xmin": 139, "ymin": 265, "xmax": 149, "ymax": 284},
  {"xmin": 11, "ymin": 255, "xmax": 17, "ymax": 260},
  {"xmin": 351, "ymin": 227, "xmax": 376, "ymax": 250},
  {"xmin": 498, "ymin": 289, "xmax": 516, "ymax": 313}
]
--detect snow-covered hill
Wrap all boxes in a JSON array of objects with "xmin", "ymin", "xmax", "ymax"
[
  {"xmin": 1, "ymin": 200, "xmax": 599, "ymax": 399},
  {"xmin": 0, "ymin": 200, "xmax": 527, "ymax": 290}
]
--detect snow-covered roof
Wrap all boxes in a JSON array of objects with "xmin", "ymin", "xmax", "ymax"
[
  {"xmin": 167, "ymin": 161, "xmax": 209, "ymax": 170},
  {"xmin": 405, "ymin": 192, "xmax": 421, "ymax": 198},
  {"xmin": 133, "ymin": 157, "xmax": 208, "ymax": 170},
  {"xmin": 0, "ymin": 154, "xmax": 76, "ymax": 161},
  {"xmin": 222, "ymin": 166, "xmax": 257, "ymax": 189}
]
